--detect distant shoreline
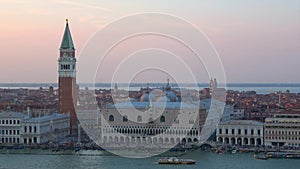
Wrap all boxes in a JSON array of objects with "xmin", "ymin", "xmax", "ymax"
[{"xmin": 1, "ymin": 83, "xmax": 300, "ymax": 88}]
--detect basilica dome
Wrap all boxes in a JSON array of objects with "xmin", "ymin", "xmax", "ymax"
[
  {"xmin": 140, "ymin": 93, "xmax": 156, "ymax": 102},
  {"xmin": 156, "ymin": 95, "xmax": 170, "ymax": 102},
  {"xmin": 166, "ymin": 91, "xmax": 178, "ymax": 102}
]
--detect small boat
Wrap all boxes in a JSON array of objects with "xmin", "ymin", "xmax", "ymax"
[
  {"xmin": 231, "ymin": 149, "xmax": 237, "ymax": 154},
  {"xmin": 254, "ymin": 154, "xmax": 268, "ymax": 160},
  {"xmin": 216, "ymin": 149, "xmax": 225, "ymax": 154},
  {"xmin": 158, "ymin": 157, "xmax": 196, "ymax": 165}
]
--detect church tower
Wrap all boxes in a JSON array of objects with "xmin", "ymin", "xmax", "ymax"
[{"xmin": 58, "ymin": 19, "xmax": 77, "ymax": 134}]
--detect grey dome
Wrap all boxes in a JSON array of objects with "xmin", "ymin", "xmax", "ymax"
[
  {"xmin": 157, "ymin": 95, "xmax": 170, "ymax": 102},
  {"xmin": 140, "ymin": 93, "xmax": 156, "ymax": 102},
  {"xmin": 166, "ymin": 91, "xmax": 178, "ymax": 102}
]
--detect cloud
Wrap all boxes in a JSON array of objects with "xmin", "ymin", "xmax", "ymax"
[
  {"xmin": 27, "ymin": 8, "xmax": 52, "ymax": 16},
  {"xmin": 55, "ymin": 0, "xmax": 112, "ymax": 12}
]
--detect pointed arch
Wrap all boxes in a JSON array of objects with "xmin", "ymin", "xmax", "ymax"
[
  {"xmin": 160, "ymin": 115, "xmax": 166, "ymax": 122},
  {"xmin": 109, "ymin": 115, "xmax": 114, "ymax": 122},
  {"xmin": 137, "ymin": 115, "xmax": 142, "ymax": 122}
]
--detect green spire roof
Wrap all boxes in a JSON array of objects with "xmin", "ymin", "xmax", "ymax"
[{"xmin": 60, "ymin": 19, "xmax": 75, "ymax": 50}]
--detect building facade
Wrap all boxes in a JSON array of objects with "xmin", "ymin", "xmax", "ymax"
[
  {"xmin": 96, "ymin": 82, "xmax": 210, "ymax": 148},
  {"xmin": 216, "ymin": 120, "xmax": 264, "ymax": 146},
  {"xmin": 22, "ymin": 113, "xmax": 70, "ymax": 144},
  {"xmin": 58, "ymin": 19, "xmax": 77, "ymax": 134},
  {"xmin": 101, "ymin": 102, "xmax": 206, "ymax": 147},
  {"xmin": 0, "ymin": 111, "xmax": 23, "ymax": 144},
  {"xmin": 264, "ymin": 114, "xmax": 300, "ymax": 147},
  {"xmin": 0, "ymin": 111, "xmax": 69, "ymax": 145}
]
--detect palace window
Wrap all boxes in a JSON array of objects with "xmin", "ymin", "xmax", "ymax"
[
  {"xmin": 123, "ymin": 116, "xmax": 128, "ymax": 122},
  {"xmin": 148, "ymin": 118, "xmax": 154, "ymax": 124},
  {"xmin": 109, "ymin": 115, "xmax": 114, "ymax": 122},
  {"xmin": 160, "ymin": 116, "xmax": 165, "ymax": 123},
  {"xmin": 137, "ymin": 115, "xmax": 142, "ymax": 122}
]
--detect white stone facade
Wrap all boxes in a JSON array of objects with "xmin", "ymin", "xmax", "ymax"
[
  {"xmin": 22, "ymin": 113, "xmax": 70, "ymax": 144},
  {"xmin": 0, "ymin": 111, "xmax": 23, "ymax": 144},
  {"xmin": 96, "ymin": 102, "xmax": 207, "ymax": 148},
  {"xmin": 264, "ymin": 114, "xmax": 300, "ymax": 147},
  {"xmin": 216, "ymin": 120, "xmax": 264, "ymax": 146},
  {"xmin": 0, "ymin": 111, "xmax": 70, "ymax": 145}
]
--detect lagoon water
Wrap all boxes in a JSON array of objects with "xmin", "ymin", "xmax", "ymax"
[
  {"xmin": 1, "ymin": 150, "xmax": 300, "ymax": 169},
  {"xmin": 1, "ymin": 83, "xmax": 300, "ymax": 94}
]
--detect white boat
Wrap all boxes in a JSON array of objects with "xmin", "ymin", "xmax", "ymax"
[
  {"xmin": 158, "ymin": 157, "xmax": 196, "ymax": 165},
  {"xmin": 75, "ymin": 150, "xmax": 105, "ymax": 156},
  {"xmin": 231, "ymin": 149, "xmax": 237, "ymax": 154}
]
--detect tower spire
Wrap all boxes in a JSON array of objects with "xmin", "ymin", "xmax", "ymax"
[
  {"xmin": 60, "ymin": 19, "xmax": 75, "ymax": 50},
  {"xmin": 165, "ymin": 77, "xmax": 171, "ymax": 91}
]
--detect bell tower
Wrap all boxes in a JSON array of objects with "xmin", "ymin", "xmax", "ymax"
[{"xmin": 58, "ymin": 19, "xmax": 77, "ymax": 134}]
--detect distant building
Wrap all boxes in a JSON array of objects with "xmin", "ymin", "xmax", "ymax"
[
  {"xmin": 216, "ymin": 120, "xmax": 264, "ymax": 146},
  {"xmin": 49, "ymin": 85, "xmax": 54, "ymax": 96},
  {"xmin": 222, "ymin": 105, "xmax": 234, "ymax": 122},
  {"xmin": 209, "ymin": 78, "xmax": 226, "ymax": 102},
  {"xmin": 232, "ymin": 109, "xmax": 245, "ymax": 120},
  {"xmin": 200, "ymin": 99, "xmax": 233, "ymax": 122},
  {"xmin": 264, "ymin": 114, "xmax": 300, "ymax": 147},
  {"xmin": 0, "ymin": 111, "xmax": 69, "ymax": 145},
  {"xmin": 245, "ymin": 111, "xmax": 274, "ymax": 122}
]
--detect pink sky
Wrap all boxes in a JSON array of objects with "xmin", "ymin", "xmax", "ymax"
[{"xmin": 0, "ymin": 0, "xmax": 299, "ymax": 83}]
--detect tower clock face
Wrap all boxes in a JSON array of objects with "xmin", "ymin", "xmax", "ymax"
[{"xmin": 63, "ymin": 53, "xmax": 68, "ymax": 57}]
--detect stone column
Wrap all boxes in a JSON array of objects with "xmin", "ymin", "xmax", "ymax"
[{"xmin": 37, "ymin": 136, "xmax": 40, "ymax": 144}]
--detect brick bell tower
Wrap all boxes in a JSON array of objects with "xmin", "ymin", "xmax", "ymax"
[{"xmin": 58, "ymin": 19, "xmax": 77, "ymax": 135}]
